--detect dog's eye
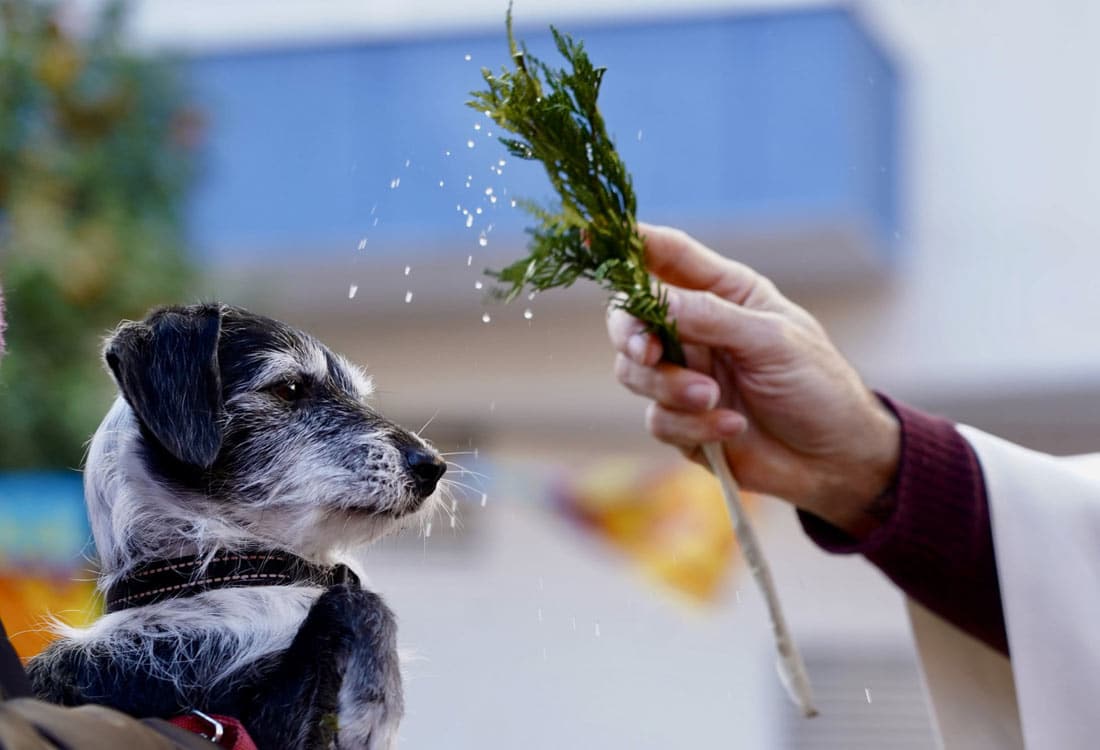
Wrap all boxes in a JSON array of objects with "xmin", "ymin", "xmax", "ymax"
[{"xmin": 270, "ymin": 380, "xmax": 305, "ymax": 402}]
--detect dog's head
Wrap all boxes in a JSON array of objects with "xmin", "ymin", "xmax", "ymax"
[{"xmin": 88, "ymin": 303, "xmax": 446, "ymax": 574}]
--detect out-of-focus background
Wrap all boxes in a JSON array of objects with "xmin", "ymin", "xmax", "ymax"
[{"xmin": 2, "ymin": 0, "xmax": 1099, "ymax": 746}]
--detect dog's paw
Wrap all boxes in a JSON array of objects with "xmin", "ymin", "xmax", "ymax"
[{"xmin": 307, "ymin": 585, "xmax": 403, "ymax": 750}]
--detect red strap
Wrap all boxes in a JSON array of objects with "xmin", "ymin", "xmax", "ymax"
[{"xmin": 168, "ymin": 713, "xmax": 258, "ymax": 750}]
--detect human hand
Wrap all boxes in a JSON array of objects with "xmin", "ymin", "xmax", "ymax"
[{"xmin": 608, "ymin": 224, "xmax": 900, "ymax": 538}]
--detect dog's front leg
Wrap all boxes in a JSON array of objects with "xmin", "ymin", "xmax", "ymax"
[
  {"xmin": 330, "ymin": 586, "xmax": 403, "ymax": 750},
  {"xmin": 244, "ymin": 584, "xmax": 402, "ymax": 750}
]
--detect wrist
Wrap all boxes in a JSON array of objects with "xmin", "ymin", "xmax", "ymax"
[{"xmin": 808, "ymin": 393, "xmax": 901, "ymax": 540}]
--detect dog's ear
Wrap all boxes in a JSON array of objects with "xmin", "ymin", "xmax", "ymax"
[{"xmin": 104, "ymin": 304, "xmax": 224, "ymax": 468}]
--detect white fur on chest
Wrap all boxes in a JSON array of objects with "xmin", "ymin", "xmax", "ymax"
[{"xmin": 56, "ymin": 586, "xmax": 323, "ymax": 691}]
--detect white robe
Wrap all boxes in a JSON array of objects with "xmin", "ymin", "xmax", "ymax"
[{"xmin": 909, "ymin": 425, "xmax": 1100, "ymax": 749}]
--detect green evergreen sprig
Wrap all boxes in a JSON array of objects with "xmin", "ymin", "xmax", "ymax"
[{"xmin": 467, "ymin": 5, "xmax": 685, "ymax": 366}]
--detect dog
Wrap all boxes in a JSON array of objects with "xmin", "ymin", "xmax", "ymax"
[{"xmin": 27, "ymin": 303, "xmax": 448, "ymax": 749}]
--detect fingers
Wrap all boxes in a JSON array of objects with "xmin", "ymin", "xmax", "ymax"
[
  {"xmin": 607, "ymin": 306, "xmax": 662, "ymax": 366},
  {"xmin": 645, "ymin": 402, "xmax": 747, "ymax": 446},
  {"xmin": 614, "ymin": 354, "xmax": 719, "ymax": 411},
  {"xmin": 665, "ymin": 287, "xmax": 785, "ymax": 358},
  {"xmin": 637, "ymin": 223, "xmax": 767, "ymax": 305}
]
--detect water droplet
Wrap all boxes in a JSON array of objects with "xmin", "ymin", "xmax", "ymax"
[
  {"xmin": 348, "ymin": 285, "xmax": 358, "ymax": 299},
  {"xmin": 444, "ymin": 150, "xmax": 451, "ymax": 157},
  {"xmin": 538, "ymin": 577, "xmax": 544, "ymax": 591},
  {"xmin": 372, "ymin": 217, "xmax": 379, "ymax": 227},
  {"xmin": 489, "ymin": 195, "xmax": 497, "ymax": 204},
  {"xmin": 865, "ymin": 688, "xmax": 872, "ymax": 704},
  {"xmin": 487, "ymin": 131, "xmax": 493, "ymax": 137},
  {"xmin": 390, "ymin": 177, "xmax": 401, "ymax": 189},
  {"xmin": 425, "ymin": 521, "xmax": 432, "ymax": 537},
  {"xmin": 474, "ymin": 280, "xmax": 483, "ymax": 290},
  {"xmin": 467, "ymin": 255, "xmax": 473, "ymax": 267},
  {"xmin": 510, "ymin": 199, "xmax": 518, "ymax": 208},
  {"xmin": 537, "ymin": 608, "xmax": 543, "ymax": 623},
  {"xmin": 451, "ymin": 499, "xmax": 457, "ymax": 512},
  {"xmin": 585, "ymin": 142, "xmax": 594, "ymax": 162},
  {"xmin": 480, "ymin": 493, "xmax": 488, "ymax": 507},
  {"xmin": 542, "ymin": 647, "xmax": 548, "ymax": 661},
  {"xmin": 465, "ymin": 214, "xmax": 474, "ymax": 228},
  {"xmin": 466, "ymin": 140, "xmax": 475, "ymax": 149},
  {"xmin": 484, "ymin": 187, "xmax": 493, "ymax": 196},
  {"xmin": 523, "ymin": 308, "xmax": 533, "ymax": 320},
  {"xmin": 473, "ymin": 122, "xmax": 482, "ymax": 131},
  {"xmin": 450, "ymin": 515, "xmax": 456, "ymax": 529},
  {"xmin": 637, "ymin": 129, "xmax": 643, "ymax": 141},
  {"xmin": 357, "ymin": 238, "xmax": 367, "ymax": 250},
  {"xmin": 595, "ymin": 622, "xmax": 601, "ymax": 637},
  {"xmin": 464, "ymin": 53, "xmax": 472, "ymax": 61},
  {"xmin": 481, "ymin": 313, "xmax": 491, "ymax": 323},
  {"xmin": 498, "ymin": 159, "xmax": 506, "ymax": 167},
  {"xmin": 438, "ymin": 180, "xmax": 445, "ymax": 188},
  {"xmin": 404, "ymin": 291, "xmax": 413, "ymax": 303},
  {"xmin": 495, "ymin": 168, "xmax": 503, "ymax": 176},
  {"xmin": 464, "ymin": 181, "xmax": 471, "ymax": 189},
  {"xmin": 404, "ymin": 159, "xmax": 411, "ymax": 168},
  {"xmin": 369, "ymin": 204, "xmax": 377, "ymax": 215},
  {"xmin": 475, "ymin": 207, "xmax": 483, "ymax": 215},
  {"xmin": 456, "ymin": 204, "xmax": 462, "ymax": 211},
  {"xmin": 404, "ymin": 265, "xmax": 411, "ymax": 276},
  {"xmin": 527, "ymin": 291, "xmax": 537, "ymax": 301},
  {"xmin": 571, "ymin": 617, "xmax": 577, "ymax": 631},
  {"xmin": 478, "ymin": 234, "xmax": 488, "ymax": 247}
]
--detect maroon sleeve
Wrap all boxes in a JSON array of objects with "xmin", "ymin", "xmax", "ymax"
[{"xmin": 798, "ymin": 396, "xmax": 1009, "ymax": 655}]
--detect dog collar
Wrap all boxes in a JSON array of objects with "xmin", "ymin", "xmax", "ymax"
[{"xmin": 104, "ymin": 552, "xmax": 360, "ymax": 613}]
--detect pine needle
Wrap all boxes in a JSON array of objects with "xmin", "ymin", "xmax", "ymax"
[{"xmin": 467, "ymin": 3, "xmax": 684, "ymax": 366}]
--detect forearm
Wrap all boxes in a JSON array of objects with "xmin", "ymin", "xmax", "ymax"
[{"xmin": 798, "ymin": 396, "xmax": 1009, "ymax": 655}]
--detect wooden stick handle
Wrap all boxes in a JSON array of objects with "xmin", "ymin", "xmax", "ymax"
[{"xmin": 702, "ymin": 441, "xmax": 818, "ymax": 717}]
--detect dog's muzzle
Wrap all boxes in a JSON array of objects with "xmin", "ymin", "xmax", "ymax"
[{"xmin": 402, "ymin": 446, "xmax": 447, "ymax": 498}]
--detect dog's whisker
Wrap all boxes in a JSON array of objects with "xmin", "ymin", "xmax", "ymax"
[{"xmin": 416, "ymin": 410, "xmax": 441, "ymax": 438}]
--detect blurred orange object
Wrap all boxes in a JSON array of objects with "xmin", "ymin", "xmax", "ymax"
[
  {"xmin": 560, "ymin": 458, "xmax": 756, "ymax": 603},
  {"xmin": 0, "ymin": 574, "xmax": 98, "ymax": 659},
  {"xmin": 0, "ymin": 472, "xmax": 99, "ymax": 658}
]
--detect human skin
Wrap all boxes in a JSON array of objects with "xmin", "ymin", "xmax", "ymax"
[{"xmin": 607, "ymin": 224, "xmax": 901, "ymax": 540}]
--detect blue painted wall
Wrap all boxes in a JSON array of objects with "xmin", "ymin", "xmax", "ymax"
[{"xmin": 184, "ymin": 8, "xmax": 900, "ymax": 263}]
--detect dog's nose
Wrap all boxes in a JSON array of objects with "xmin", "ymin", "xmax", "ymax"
[{"xmin": 402, "ymin": 446, "xmax": 447, "ymax": 497}]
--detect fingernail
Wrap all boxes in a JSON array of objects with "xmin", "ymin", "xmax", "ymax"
[
  {"xmin": 685, "ymin": 383, "xmax": 719, "ymax": 410},
  {"xmin": 627, "ymin": 334, "xmax": 648, "ymax": 362},
  {"xmin": 716, "ymin": 412, "xmax": 744, "ymax": 436}
]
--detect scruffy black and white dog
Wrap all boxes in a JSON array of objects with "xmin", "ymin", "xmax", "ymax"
[{"xmin": 27, "ymin": 303, "xmax": 447, "ymax": 749}]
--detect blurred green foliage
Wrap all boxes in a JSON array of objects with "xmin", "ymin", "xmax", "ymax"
[{"xmin": 0, "ymin": 0, "xmax": 197, "ymax": 468}]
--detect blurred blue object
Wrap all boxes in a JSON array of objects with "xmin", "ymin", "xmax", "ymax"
[
  {"xmin": 0, "ymin": 472, "xmax": 88, "ymax": 570},
  {"xmin": 184, "ymin": 7, "xmax": 900, "ymax": 283}
]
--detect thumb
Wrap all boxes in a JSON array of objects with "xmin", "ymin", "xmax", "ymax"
[{"xmin": 666, "ymin": 286, "xmax": 785, "ymax": 361}]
